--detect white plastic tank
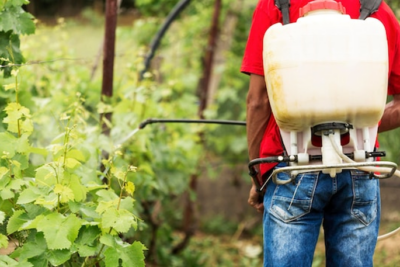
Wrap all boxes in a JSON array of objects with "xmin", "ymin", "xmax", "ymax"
[{"xmin": 263, "ymin": 0, "xmax": 388, "ymax": 132}]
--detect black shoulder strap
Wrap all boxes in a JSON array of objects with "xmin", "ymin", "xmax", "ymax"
[
  {"xmin": 275, "ymin": 0, "xmax": 382, "ymax": 24},
  {"xmin": 359, "ymin": 0, "xmax": 383, "ymax": 20},
  {"xmin": 275, "ymin": 0, "xmax": 291, "ymax": 25}
]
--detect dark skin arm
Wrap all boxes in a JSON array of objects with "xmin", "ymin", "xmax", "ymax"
[
  {"xmin": 378, "ymin": 94, "xmax": 400, "ymax": 133},
  {"xmin": 246, "ymin": 74, "xmax": 271, "ymax": 213}
]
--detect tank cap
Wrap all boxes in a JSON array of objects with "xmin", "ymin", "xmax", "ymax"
[{"xmin": 299, "ymin": 0, "xmax": 346, "ymax": 17}]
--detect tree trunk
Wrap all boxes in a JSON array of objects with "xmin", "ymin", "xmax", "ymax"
[
  {"xmin": 197, "ymin": 0, "xmax": 222, "ymax": 119},
  {"xmin": 207, "ymin": 0, "xmax": 243, "ymax": 107}
]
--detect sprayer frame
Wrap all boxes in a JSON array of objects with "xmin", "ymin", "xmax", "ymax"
[{"xmin": 248, "ymin": 154, "xmax": 397, "ymax": 193}]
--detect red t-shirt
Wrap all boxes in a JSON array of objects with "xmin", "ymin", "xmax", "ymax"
[{"xmin": 241, "ymin": 0, "xmax": 400, "ymax": 177}]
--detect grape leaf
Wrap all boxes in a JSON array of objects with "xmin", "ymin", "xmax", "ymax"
[
  {"xmin": 0, "ymin": 167, "xmax": 9, "ymax": 180},
  {"xmin": 11, "ymin": 232, "xmax": 46, "ymax": 261},
  {"xmin": 95, "ymin": 199, "xmax": 118, "ymax": 215},
  {"xmin": 68, "ymin": 174, "xmax": 87, "ymax": 202},
  {"xmin": 0, "ymin": 255, "xmax": 19, "ymax": 266},
  {"xmin": 0, "ymin": 6, "xmax": 35, "ymax": 35},
  {"xmin": 1, "ymin": 188, "xmax": 14, "ymax": 199},
  {"xmin": 0, "ymin": 132, "xmax": 17, "ymax": 158},
  {"xmin": 17, "ymin": 187, "xmax": 42, "ymax": 204},
  {"xmin": 73, "ymin": 225, "xmax": 101, "ymax": 257},
  {"xmin": 5, "ymin": 0, "xmax": 30, "ymax": 8},
  {"xmin": 54, "ymin": 184, "xmax": 75, "ymax": 203},
  {"xmin": 0, "ymin": 234, "xmax": 8, "ymax": 249},
  {"xmin": 0, "ymin": 211, "xmax": 5, "ymax": 224},
  {"xmin": 101, "ymin": 208, "xmax": 135, "ymax": 233},
  {"xmin": 35, "ymin": 165, "xmax": 57, "ymax": 187},
  {"xmin": 36, "ymin": 213, "xmax": 82, "ymax": 250},
  {"xmin": 7, "ymin": 210, "xmax": 26, "ymax": 234},
  {"xmin": 16, "ymin": 134, "xmax": 31, "ymax": 153},
  {"xmin": 104, "ymin": 247, "xmax": 119, "ymax": 267},
  {"xmin": 66, "ymin": 149, "xmax": 86, "ymax": 162},
  {"xmin": 3, "ymin": 103, "xmax": 33, "ymax": 134},
  {"xmin": 33, "ymin": 193, "xmax": 58, "ymax": 210},
  {"xmin": 47, "ymin": 249, "xmax": 72, "ymax": 266},
  {"xmin": 100, "ymin": 235, "xmax": 146, "ymax": 267},
  {"xmin": 120, "ymin": 241, "xmax": 146, "ymax": 267}
]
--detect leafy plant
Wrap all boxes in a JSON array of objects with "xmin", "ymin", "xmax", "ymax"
[
  {"xmin": 0, "ymin": 0, "xmax": 35, "ymax": 78},
  {"xmin": 0, "ymin": 2, "xmax": 147, "ymax": 266}
]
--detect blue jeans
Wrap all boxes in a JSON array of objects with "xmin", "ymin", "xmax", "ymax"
[{"xmin": 263, "ymin": 167, "xmax": 380, "ymax": 267}]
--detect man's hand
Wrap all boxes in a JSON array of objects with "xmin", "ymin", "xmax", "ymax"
[
  {"xmin": 248, "ymin": 184, "xmax": 264, "ymax": 213},
  {"xmin": 379, "ymin": 94, "xmax": 400, "ymax": 133}
]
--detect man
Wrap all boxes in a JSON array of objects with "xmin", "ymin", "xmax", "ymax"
[{"xmin": 241, "ymin": 0, "xmax": 400, "ymax": 266}]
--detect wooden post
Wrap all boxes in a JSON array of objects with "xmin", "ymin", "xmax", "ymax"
[{"xmin": 101, "ymin": 0, "xmax": 118, "ymax": 136}]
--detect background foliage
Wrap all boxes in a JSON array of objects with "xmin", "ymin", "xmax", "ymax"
[{"xmin": 1, "ymin": 0, "xmax": 400, "ymax": 266}]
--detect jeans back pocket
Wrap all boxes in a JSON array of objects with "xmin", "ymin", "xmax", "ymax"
[
  {"xmin": 270, "ymin": 171, "xmax": 318, "ymax": 223},
  {"xmin": 351, "ymin": 170, "xmax": 379, "ymax": 226}
]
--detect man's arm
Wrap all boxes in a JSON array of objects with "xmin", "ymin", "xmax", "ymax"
[
  {"xmin": 378, "ymin": 94, "xmax": 400, "ymax": 133},
  {"xmin": 246, "ymin": 74, "xmax": 271, "ymax": 213}
]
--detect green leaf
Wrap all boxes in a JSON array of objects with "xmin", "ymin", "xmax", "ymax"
[
  {"xmin": 5, "ymin": 0, "xmax": 30, "ymax": 8},
  {"xmin": 0, "ymin": 6, "xmax": 35, "ymax": 35},
  {"xmin": 54, "ymin": 184, "xmax": 74, "ymax": 203},
  {"xmin": 1, "ymin": 188, "xmax": 14, "ymax": 199},
  {"xmin": 70, "ymin": 202, "xmax": 101, "ymax": 220},
  {"xmin": 0, "ymin": 167, "xmax": 9, "ymax": 180},
  {"xmin": 120, "ymin": 241, "xmax": 146, "ymax": 267},
  {"xmin": 66, "ymin": 149, "xmax": 86, "ymax": 162},
  {"xmin": 0, "ymin": 255, "xmax": 18, "ymax": 266},
  {"xmin": 68, "ymin": 174, "xmax": 87, "ymax": 202},
  {"xmin": 0, "ymin": 132, "xmax": 17, "ymax": 158},
  {"xmin": 76, "ymin": 225, "xmax": 101, "ymax": 244},
  {"xmin": 99, "ymin": 233, "xmax": 115, "ymax": 248},
  {"xmin": 113, "ymin": 169, "xmax": 126, "ymax": 181},
  {"xmin": 86, "ymin": 182, "xmax": 108, "ymax": 191},
  {"xmin": 16, "ymin": 134, "xmax": 30, "ymax": 153},
  {"xmin": 95, "ymin": 189, "xmax": 119, "ymax": 214},
  {"xmin": 101, "ymin": 208, "xmax": 135, "ymax": 233},
  {"xmin": 104, "ymin": 247, "xmax": 119, "ymax": 267},
  {"xmin": 95, "ymin": 199, "xmax": 118, "ymax": 215},
  {"xmin": 63, "ymin": 157, "xmax": 81, "ymax": 170},
  {"xmin": 28, "ymin": 147, "xmax": 48, "ymax": 157},
  {"xmin": 0, "ymin": 234, "xmax": 8, "ymax": 249},
  {"xmin": 19, "ymin": 215, "xmax": 44, "ymax": 231},
  {"xmin": 35, "ymin": 165, "xmax": 57, "ymax": 187},
  {"xmin": 73, "ymin": 226, "xmax": 101, "ymax": 257},
  {"xmin": 119, "ymin": 197, "xmax": 135, "ymax": 213},
  {"xmin": 8, "ymin": 178, "xmax": 25, "ymax": 190},
  {"xmin": 3, "ymin": 102, "xmax": 33, "ymax": 134},
  {"xmin": 34, "ymin": 193, "xmax": 58, "ymax": 210},
  {"xmin": 11, "ymin": 232, "xmax": 46, "ymax": 261},
  {"xmin": 47, "ymin": 249, "xmax": 72, "ymax": 266},
  {"xmin": 96, "ymin": 189, "xmax": 119, "ymax": 201},
  {"xmin": 17, "ymin": 187, "xmax": 42, "ymax": 204},
  {"xmin": 36, "ymin": 213, "xmax": 82, "ymax": 250},
  {"xmin": 0, "ymin": 211, "xmax": 5, "ymax": 224},
  {"xmin": 11, "ymin": 154, "xmax": 29, "ymax": 172},
  {"xmin": 7, "ymin": 210, "xmax": 26, "ymax": 234},
  {"xmin": 99, "ymin": 235, "xmax": 146, "ymax": 267}
]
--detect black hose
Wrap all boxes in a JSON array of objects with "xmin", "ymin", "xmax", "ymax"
[
  {"xmin": 139, "ymin": 118, "xmax": 246, "ymax": 129},
  {"xmin": 139, "ymin": 0, "xmax": 192, "ymax": 80}
]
